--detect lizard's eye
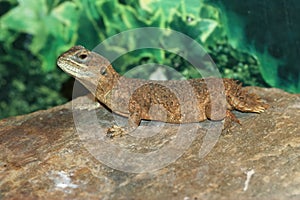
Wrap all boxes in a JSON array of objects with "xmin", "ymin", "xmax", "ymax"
[
  {"xmin": 100, "ymin": 67, "xmax": 107, "ymax": 75},
  {"xmin": 76, "ymin": 52, "xmax": 88, "ymax": 61},
  {"xmin": 79, "ymin": 54, "xmax": 87, "ymax": 60}
]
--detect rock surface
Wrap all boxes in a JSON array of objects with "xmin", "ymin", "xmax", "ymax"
[{"xmin": 0, "ymin": 87, "xmax": 299, "ymax": 200}]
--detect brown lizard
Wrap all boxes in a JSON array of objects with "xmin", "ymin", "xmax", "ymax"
[{"xmin": 57, "ymin": 46, "xmax": 269, "ymax": 137}]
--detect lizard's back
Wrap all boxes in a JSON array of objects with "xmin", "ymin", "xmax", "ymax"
[
  {"xmin": 107, "ymin": 76, "xmax": 267, "ymax": 124},
  {"xmin": 57, "ymin": 46, "xmax": 269, "ymax": 129}
]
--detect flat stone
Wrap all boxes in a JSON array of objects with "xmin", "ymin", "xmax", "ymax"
[{"xmin": 0, "ymin": 87, "xmax": 299, "ymax": 199}]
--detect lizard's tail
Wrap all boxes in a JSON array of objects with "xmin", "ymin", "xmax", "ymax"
[{"xmin": 224, "ymin": 79, "xmax": 269, "ymax": 113}]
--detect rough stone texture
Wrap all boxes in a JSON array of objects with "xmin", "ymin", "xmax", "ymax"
[{"xmin": 0, "ymin": 87, "xmax": 299, "ymax": 200}]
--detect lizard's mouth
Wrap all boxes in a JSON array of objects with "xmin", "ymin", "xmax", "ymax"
[{"xmin": 57, "ymin": 57, "xmax": 96, "ymax": 78}]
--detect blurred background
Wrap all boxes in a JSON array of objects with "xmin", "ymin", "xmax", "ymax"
[{"xmin": 0, "ymin": 0, "xmax": 299, "ymax": 119}]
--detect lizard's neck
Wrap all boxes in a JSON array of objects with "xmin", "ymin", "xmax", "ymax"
[{"xmin": 94, "ymin": 65, "xmax": 121, "ymax": 108}]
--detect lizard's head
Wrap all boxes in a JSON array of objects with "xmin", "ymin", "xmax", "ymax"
[
  {"xmin": 57, "ymin": 45, "xmax": 115, "ymax": 80},
  {"xmin": 57, "ymin": 45, "xmax": 120, "ymax": 97}
]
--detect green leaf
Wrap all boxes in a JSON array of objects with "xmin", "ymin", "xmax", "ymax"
[
  {"xmin": 0, "ymin": 0, "xmax": 47, "ymax": 35},
  {"xmin": 139, "ymin": 0, "xmax": 180, "ymax": 23},
  {"xmin": 51, "ymin": 1, "xmax": 80, "ymax": 29},
  {"xmin": 180, "ymin": 0, "xmax": 202, "ymax": 20},
  {"xmin": 254, "ymin": 48, "xmax": 283, "ymax": 87},
  {"xmin": 196, "ymin": 19, "xmax": 218, "ymax": 42}
]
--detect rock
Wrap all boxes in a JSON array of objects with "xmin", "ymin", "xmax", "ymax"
[{"xmin": 0, "ymin": 87, "xmax": 299, "ymax": 199}]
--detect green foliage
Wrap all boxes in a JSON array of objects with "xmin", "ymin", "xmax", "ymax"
[
  {"xmin": 0, "ymin": 41, "xmax": 67, "ymax": 119},
  {"xmin": 0, "ymin": 0, "xmax": 80, "ymax": 71},
  {"xmin": 209, "ymin": 0, "xmax": 300, "ymax": 93},
  {"xmin": 0, "ymin": 0, "xmax": 74, "ymax": 118},
  {"xmin": 1, "ymin": 0, "xmax": 224, "ymax": 72},
  {"xmin": 209, "ymin": 41, "xmax": 268, "ymax": 87}
]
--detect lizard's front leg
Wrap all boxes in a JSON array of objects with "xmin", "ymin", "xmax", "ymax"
[{"xmin": 106, "ymin": 110, "xmax": 142, "ymax": 138}]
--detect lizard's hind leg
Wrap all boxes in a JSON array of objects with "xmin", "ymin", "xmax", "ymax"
[{"xmin": 226, "ymin": 81, "xmax": 269, "ymax": 113}]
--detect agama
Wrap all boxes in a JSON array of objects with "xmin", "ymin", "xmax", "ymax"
[{"xmin": 57, "ymin": 46, "xmax": 269, "ymax": 137}]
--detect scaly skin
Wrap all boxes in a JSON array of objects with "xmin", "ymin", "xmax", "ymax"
[{"xmin": 57, "ymin": 46, "xmax": 269, "ymax": 137}]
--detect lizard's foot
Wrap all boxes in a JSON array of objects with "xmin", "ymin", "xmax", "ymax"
[{"xmin": 107, "ymin": 125, "xmax": 127, "ymax": 138}]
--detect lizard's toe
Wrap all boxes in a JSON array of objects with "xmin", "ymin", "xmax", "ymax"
[{"xmin": 107, "ymin": 125, "xmax": 126, "ymax": 138}]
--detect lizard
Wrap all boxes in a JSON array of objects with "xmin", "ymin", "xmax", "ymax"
[{"xmin": 57, "ymin": 45, "xmax": 269, "ymax": 137}]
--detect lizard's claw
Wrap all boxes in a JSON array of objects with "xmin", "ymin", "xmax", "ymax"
[{"xmin": 107, "ymin": 125, "xmax": 126, "ymax": 138}]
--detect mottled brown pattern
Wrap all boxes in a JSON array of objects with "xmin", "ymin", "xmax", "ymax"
[{"xmin": 57, "ymin": 46, "xmax": 269, "ymax": 136}]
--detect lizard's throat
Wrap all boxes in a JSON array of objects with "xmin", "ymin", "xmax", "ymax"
[{"xmin": 76, "ymin": 77, "xmax": 100, "ymax": 97}]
